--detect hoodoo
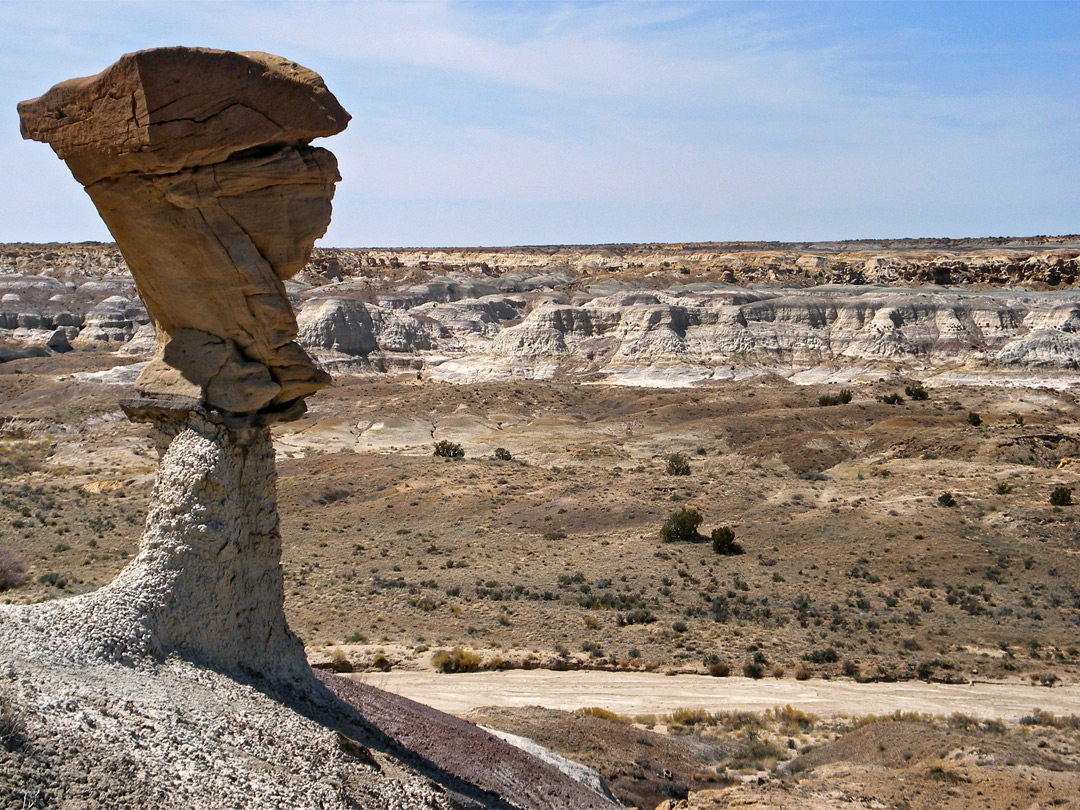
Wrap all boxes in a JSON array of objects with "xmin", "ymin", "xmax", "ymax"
[
  {"xmin": 3, "ymin": 49, "xmax": 620, "ymax": 809},
  {"xmin": 11, "ymin": 46, "xmax": 349, "ymax": 679}
]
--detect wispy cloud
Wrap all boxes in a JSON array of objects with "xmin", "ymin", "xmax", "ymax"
[{"xmin": 1, "ymin": 0, "xmax": 1077, "ymax": 245}]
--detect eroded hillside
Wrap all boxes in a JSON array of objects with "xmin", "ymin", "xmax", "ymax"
[{"xmin": 4, "ymin": 238, "xmax": 1080, "ymax": 387}]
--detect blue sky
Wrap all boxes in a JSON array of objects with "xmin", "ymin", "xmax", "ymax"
[{"xmin": 1, "ymin": 1, "xmax": 1076, "ymax": 247}]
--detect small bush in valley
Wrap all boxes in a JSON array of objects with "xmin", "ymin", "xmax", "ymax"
[
  {"xmin": 493, "ymin": 447, "xmax": 512, "ymax": 461},
  {"xmin": 878, "ymin": 393, "xmax": 904, "ymax": 405},
  {"xmin": 730, "ymin": 736, "xmax": 786, "ymax": 770},
  {"xmin": 1050, "ymin": 486, "xmax": 1073, "ymax": 507},
  {"xmin": 37, "ymin": 571, "xmax": 67, "ymax": 589},
  {"xmin": 819, "ymin": 389, "xmax": 853, "ymax": 407},
  {"xmin": 433, "ymin": 440, "xmax": 464, "ymax": 458},
  {"xmin": 431, "ymin": 646, "xmax": 482, "ymax": 673},
  {"xmin": 743, "ymin": 654, "xmax": 766, "ymax": 679},
  {"xmin": 665, "ymin": 453, "xmax": 691, "ymax": 476},
  {"xmin": 938, "ymin": 492, "xmax": 956, "ymax": 507},
  {"xmin": 0, "ymin": 547, "xmax": 27, "ymax": 592},
  {"xmin": 576, "ymin": 706, "xmax": 628, "ymax": 723},
  {"xmin": 711, "ymin": 526, "xmax": 744, "ymax": 556},
  {"xmin": 967, "ymin": 411, "xmax": 982, "ymax": 427},
  {"xmin": 905, "ymin": 384, "xmax": 929, "ymax": 400},
  {"xmin": 661, "ymin": 508, "xmax": 703, "ymax": 543},
  {"xmin": 617, "ymin": 608, "xmax": 657, "ymax": 626},
  {"xmin": 703, "ymin": 654, "xmax": 730, "ymax": 677}
]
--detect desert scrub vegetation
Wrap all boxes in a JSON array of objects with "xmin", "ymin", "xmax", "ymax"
[
  {"xmin": 636, "ymin": 705, "xmax": 818, "ymax": 745},
  {"xmin": 818, "ymin": 389, "xmax": 852, "ymax": 407},
  {"xmin": 665, "ymin": 452, "xmax": 691, "ymax": 476},
  {"xmin": 1050, "ymin": 485, "xmax": 1073, "ymax": 506},
  {"xmin": 1018, "ymin": 708, "xmax": 1080, "ymax": 730},
  {"xmin": 710, "ymin": 526, "xmax": 743, "ymax": 556},
  {"xmin": 576, "ymin": 706, "xmax": 628, "ymax": 723},
  {"xmin": 493, "ymin": 447, "xmax": 512, "ymax": 461},
  {"xmin": 431, "ymin": 646, "xmax": 483, "ymax": 673},
  {"xmin": 703, "ymin": 655, "xmax": 730, "ymax": 677},
  {"xmin": 905, "ymin": 383, "xmax": 929, "ymax": 400},
  {"xmin": 0, "ymin": 435, "xmax": 53, "ymax": 478},
  {"xmin": 729, "ymin": 735, "xmax": 787, "ymax": 771},
  {"xmin": 660, "ymin": 509, "xmax": 742, "ymax": 555},
  {"xmin": 433, "ymin": 440, "xmax": 464, "ymax": 458},
  {"xmin": 0, "ymin": 546, "xmax": 27, "ymax": 591},
  {"xmin": 660, "ymin": 508, "xmax": 703, "ymax": 543}
]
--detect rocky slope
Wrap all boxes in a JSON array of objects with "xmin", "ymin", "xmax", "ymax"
[{"xmin": 4, "ymin": 239, "xmax": 1080, "ymax": 387}]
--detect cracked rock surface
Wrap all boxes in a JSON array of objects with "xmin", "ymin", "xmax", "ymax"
[{"xmin": 18, "ymin": 47, "xmax": 347, "ymax": 412}]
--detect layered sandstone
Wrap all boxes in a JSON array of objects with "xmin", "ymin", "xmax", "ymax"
[{"xmin": 19, "ymin": 47, "xmax": 349, "ymax": 413}]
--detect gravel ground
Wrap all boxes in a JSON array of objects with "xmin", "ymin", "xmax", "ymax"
[
  {"xmin": 0, "ymin": 650, "xmax": 623, "ymax": 810},
  {"xmin": 0, "ymin": 655, "xmax": 451, "ymax": 810}
]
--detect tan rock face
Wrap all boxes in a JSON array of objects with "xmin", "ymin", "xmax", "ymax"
[{"xmin": 18, "ymin": 47, "xmax": 349, "ymax": 413}]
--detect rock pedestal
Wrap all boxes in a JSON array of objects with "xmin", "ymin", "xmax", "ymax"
[
  {"xmin": 7, "ymin": 47, "xmax": 349, "ymax": 681},
  {"xmin": 2, "ymin": 407, "xmax": 308, "ymax": 681},
  {"xmin": 119, "ymin": 407, "xmax": 307, "ymax": 676}
]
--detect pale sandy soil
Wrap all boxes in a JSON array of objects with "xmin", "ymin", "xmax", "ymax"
[{"xmin": 357, "ymin": 670, "xmax": 1080, "ymax": 721}]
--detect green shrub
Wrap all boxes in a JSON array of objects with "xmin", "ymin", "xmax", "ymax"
[
  {"xmin": 967, "ymin": 411, "xmax": 982, "ymax": 426},
  {"xmin": 711, "ymin": 526, "xmax": 744, "ymax": 556},
  {"xmin": 661, "ymin": 508, "xmax": 703, "ymax": 543},
  {"xmin": 878, "ymin": 393, "xmax": 904, "ymax": 405},
  {"xmin": 804, "ymin": 647, "xmax": 839, "ymax": 664},
  {"xmin": 819, "ymin": 389, "xmax": 853, "ymax": 407},
  {"xmin": 431, "ymin": 646, "xmax": 482, "ymax": 673},
  {"xmin": 996, "ymin": 481, "xmax": 1012, "ymax": 495},
  {"xmin": 665, "ymin": 453, "xmax": 691, "ymax": 476},
  {"xmin": 1050, "ymin": 486, "xmax": 1073, "ymax": 506},
  {"xmin": 433, "ymin": 440, "xmax": 464, "ymax": 458},
  {"xmin": 730, "ymin": 735, "xmax": 786, "ymax": 770},
  {"xmin": 37, "ymin": 571, "xmax": 67, "ymax": 589},
  {"xmin": 493, "ymin": 447, "xmax": 512, "ymax": 461},
  {"xmin": 617, "ymin": 608, "xmax": 656, "ymax": 626},
  {"xmin": 905, "ymin": 384, "xmax": 929, "ymax": 400},
  {"xmin": 938, "ymin": 492, "xmax": 956, "ymax": 507}
]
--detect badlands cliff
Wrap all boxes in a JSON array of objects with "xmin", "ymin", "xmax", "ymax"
[{"xmin": 3, "ymin": 237, "xmax": 1080, "ymax": 387}]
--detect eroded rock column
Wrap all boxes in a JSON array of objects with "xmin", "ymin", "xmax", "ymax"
[
  {"xmin": 19, "ymin": 46, "xmax": 350, "ymax": 413},
  {"xmin": 8, "ymin": 47, "xmax": 350, "ymax": 680}
]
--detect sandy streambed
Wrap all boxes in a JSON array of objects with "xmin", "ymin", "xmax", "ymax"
[{"xmin": 352, "ymin": 670, "xmax": 1080, "ymax": 720}]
